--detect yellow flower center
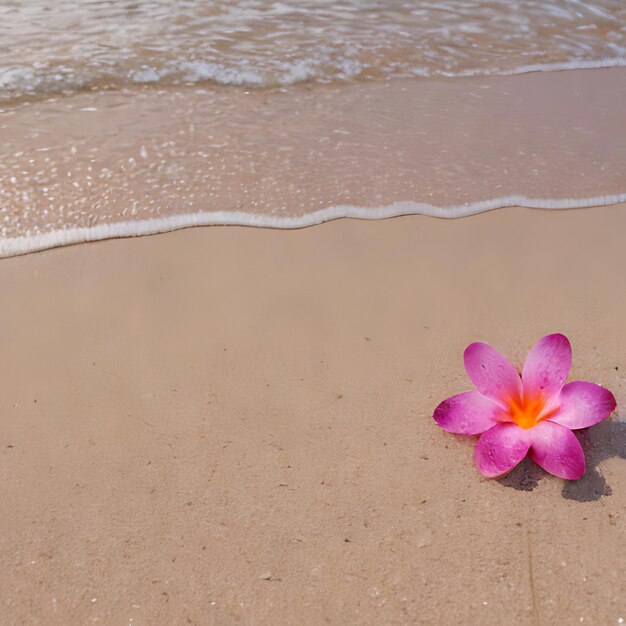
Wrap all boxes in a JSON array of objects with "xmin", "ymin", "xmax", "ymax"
[{"xmin": 506, "ymin": 394, "xmax": 553, "ymax": 430}]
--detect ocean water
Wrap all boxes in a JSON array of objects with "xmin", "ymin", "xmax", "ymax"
[
  {"xmin": 2, "ymin": 0, "xmax": 626, "ymax": 100},
  {"xmin": 1, "ymin": 1, "xmax": 626, "ymax": 255}
]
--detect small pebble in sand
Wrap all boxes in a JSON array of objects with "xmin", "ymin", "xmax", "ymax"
[{"xmin": 259, "ymin": 572, "xmax": 272, "ymax": 580}]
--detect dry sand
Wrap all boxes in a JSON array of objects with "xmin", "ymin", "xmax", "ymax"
[{"xmin": 1, "ymin": 207, "xmax": 625, "ymax": 624}]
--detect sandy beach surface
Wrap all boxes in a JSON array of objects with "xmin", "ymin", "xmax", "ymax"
[{"xmin": 1, "ymin": 207, "xmax": 625, "ymax": 625}]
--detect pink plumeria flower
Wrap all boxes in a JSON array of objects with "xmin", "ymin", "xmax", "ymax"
[{"xmin": 434, "ymin": 334, "xmax": 616, "ymax": 480}]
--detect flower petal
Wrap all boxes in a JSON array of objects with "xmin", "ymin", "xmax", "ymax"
[
  {"xmin": 522, "ymin": 333, "xmax": 572, "ymax": 400},
  {"xmin": 474, "ymin": 423, "xmax": 530, "ymax": 478},
  {"xmin": 464, "ymin": 342, "xmax": 522, "ymax": 405},
  {"xmin": 434, "ymin": 391, "xmax": 502, "ymax": 435},
  {"xmin": 528, "ymin": 420, "xmax": 585, "ymax": 480},
  {"xmin": 549, "ymin": 381, "xmax": 616, "ymax": 430}
]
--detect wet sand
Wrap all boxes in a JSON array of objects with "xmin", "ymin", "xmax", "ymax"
[{"xmin": 0, "ymin": 207, "xmax": 625, "ymax": 624}]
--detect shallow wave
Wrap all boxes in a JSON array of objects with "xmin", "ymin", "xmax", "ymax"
[
  {"xmin": 3, "ymin": 56, "xmax": 626, "ymax": 102},
  {"xmin": 1, "ymin": 0, "xmax": 626, "ymax": 102},
  {"xmin": 2, "ymin": 194, "xmax": 626, "ymax": 258},
  {"xmin": 2, "ymin": 69, "xmax": 626, "ymax": 257}
]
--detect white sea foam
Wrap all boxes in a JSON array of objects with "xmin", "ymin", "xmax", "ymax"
[
  {"xmin": 180, "ymin": 62, "xmax": 265, "ymax": 86},
  {"xmin": 2, "ymin": 193, "xmax": 625, "ymax": 258},
  {"xmin": 4, "ymin": 56, "xmax": 626, "ymax": 100},
  {"xmin": 2, "ymin": 0, "xmax": 626, "ymax": 100},
  {"xmin": 450, "ymin": 57, "xmax": 626, "ymax": 78}
]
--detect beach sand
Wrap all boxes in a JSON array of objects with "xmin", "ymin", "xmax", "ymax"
[{"xmin": 1, "ymin": 207, "xmax": 625, "ymax": 624}]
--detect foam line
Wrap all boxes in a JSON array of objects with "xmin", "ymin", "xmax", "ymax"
[
  {"xmin": 450, "ymin": 57, "xmax": 626, "ymax": 78},
  {"xmin": 3, "ymin": 57, "xmax": 626, "ymax": 102},
  {"xmin": 1, "ymin": 193, "xmax": 626, "ymax": 258}
]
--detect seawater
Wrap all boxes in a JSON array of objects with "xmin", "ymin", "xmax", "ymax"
[
  {"xmin": 1, "ymin": 1, "xmax": 626, "ymax": 256},
  {"xmin": 2, "ymin": 0, "xmax": 626, "ymax": 100}
]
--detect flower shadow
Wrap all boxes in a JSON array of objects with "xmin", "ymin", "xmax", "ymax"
[{"xmin": 498, "ymin": 419, "xmax": 626, "ymax": 502}]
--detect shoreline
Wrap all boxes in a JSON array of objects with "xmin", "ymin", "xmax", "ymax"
[
  {"xmin": 2, "ymin": 194, "xmax": 626, "ymax": 258},
  {"xmin": 4, "ymin": 56, "xmax": 626, "ymax": 108},
  {"xmin": 3, "ymin": 67, "xmax": 626, "ymax": 257},
  {"xmin": 1, "ymin": 206, "xmax": 624, "ymax": 624}
]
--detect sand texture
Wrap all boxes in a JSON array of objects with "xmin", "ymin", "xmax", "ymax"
[{"xmin": 1, "ymin": 208, "xmax": 625, "ymax": 624}]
